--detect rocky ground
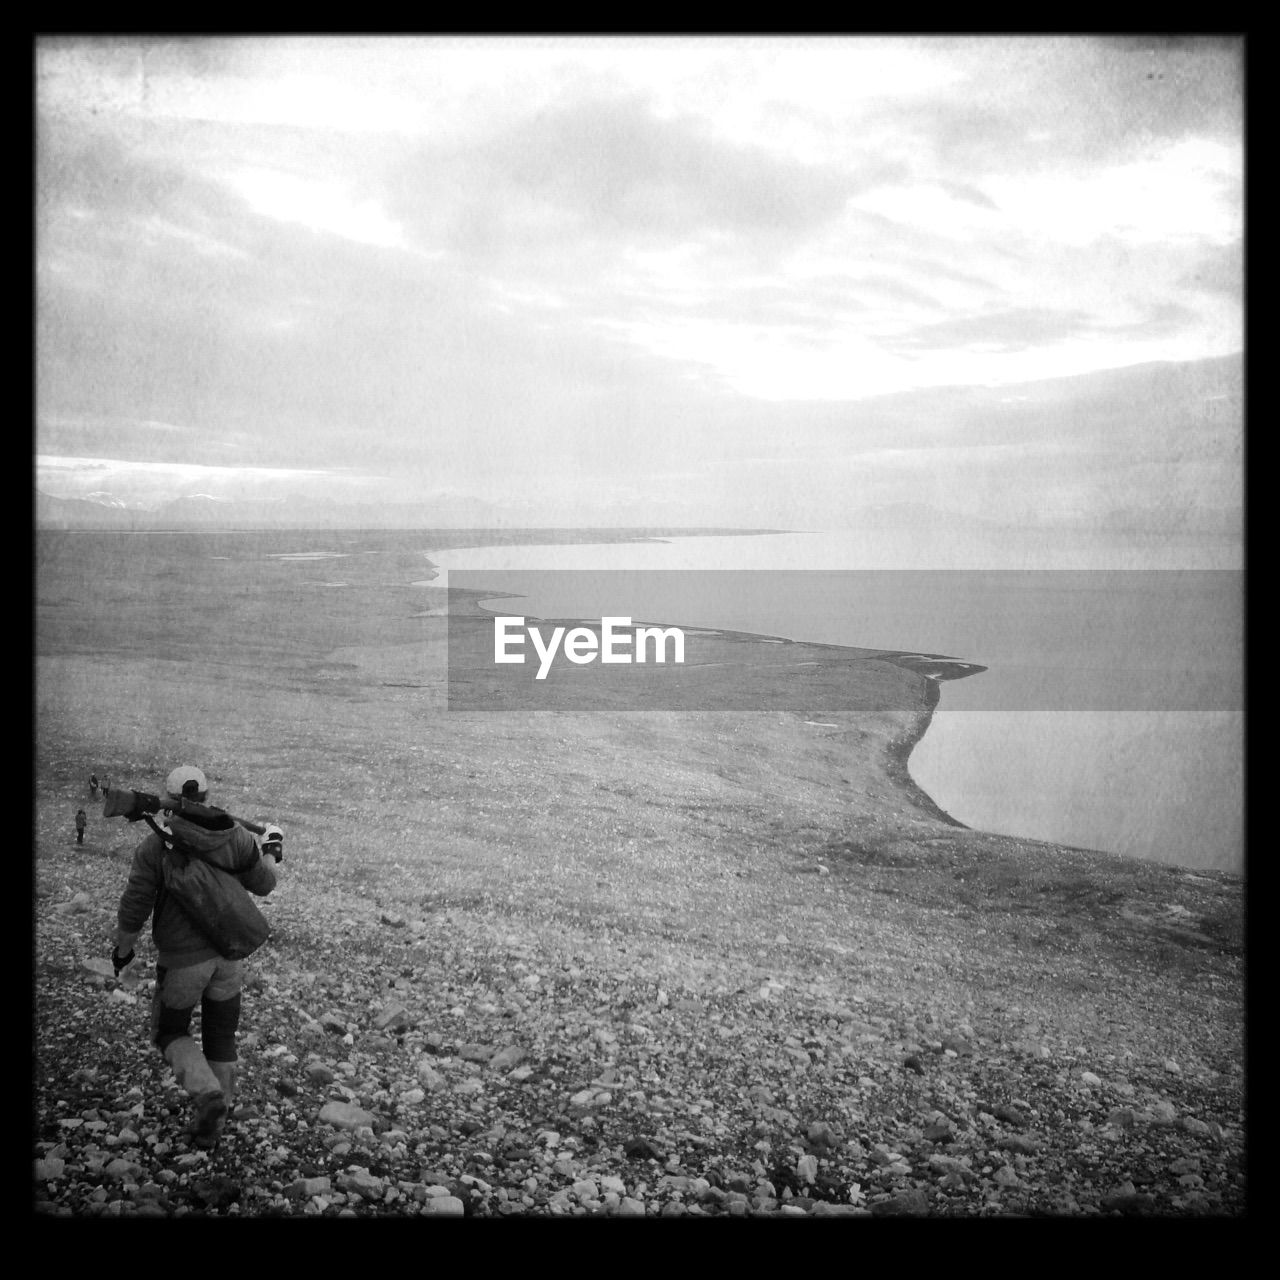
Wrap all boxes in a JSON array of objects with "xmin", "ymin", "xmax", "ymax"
[
  {"xmin": 34, "ymin": 537, "xmax": 1246, "ymax": 1218},
  {"xmin": 34, "ymin": 727, "xmax": 1245, "ymax": 1219}
]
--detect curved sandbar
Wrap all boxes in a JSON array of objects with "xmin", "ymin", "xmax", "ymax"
[{"xmin": 444, "ymin": 588, "xmax": 987, "ymax": 830}]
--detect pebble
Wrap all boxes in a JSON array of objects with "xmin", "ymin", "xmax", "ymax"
[
  {"xmin": 1100, "ymin": 1184, "xmax": 1156, "ymax": 1214},
  {"xmin": 337, "ymin": 1169, "xmax": 385, "ymax": 1199},
  {"xmin": 806, "ymin": 1121, "xmax": 839, "ymax": 1149},
  {"xmin": 286, "ymin": 1177, "xmax": 331, "ymax": 1199},
  {"xmin": 419, "ymin": 1195, "xmax": 464, "ymax": 1216},
  {"xmin": 997, "ymin": 1134, "xmax": 1041, "ymax": 1155},
  {"xmin": 992, "ymin": 1104, "xmax": 1027, "ymax": 1127},
  {"xmin": 415, "ymin": 1060, "xmax": 446, "ymax": 1090},
  {"xmin": 870, "ymin": 1189, "xmax": 930, "ymax": 1217},
  {"xmin": 317, "ymin": 1101, "xmax": 377, "ymax": 1131},
  {"xmin": 374, "ymin": 1002, "xmax": 409, "ymax": 1030},
  {"xmin": 813, "ymin": 1202, "xmax": 871, "ymax": 1217}
]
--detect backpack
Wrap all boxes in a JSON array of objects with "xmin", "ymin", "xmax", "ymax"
[{"xmin": 147, "ymin": 818, "xmax": 271, "ymax": 960}]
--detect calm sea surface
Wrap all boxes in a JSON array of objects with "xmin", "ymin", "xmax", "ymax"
[{"xmin": 430, "ymin": 534, "xmax": 1243, "ymax": 873}]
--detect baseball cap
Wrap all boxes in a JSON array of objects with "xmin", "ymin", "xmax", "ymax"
[{"xmin": 165, "ymin": 765, "xmax": 208, "ymax": 802}]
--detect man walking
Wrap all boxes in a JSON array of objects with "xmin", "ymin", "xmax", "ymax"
[
  {"xmin": 112, "ymin": 765, "xmax": 279, "ymax": 1149},
  {"xmin": 75, "ymin": 808, "xmax": 87, "ymax": 845}
]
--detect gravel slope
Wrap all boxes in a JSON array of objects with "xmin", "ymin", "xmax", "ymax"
[{"xmin": 34, "ymin": 536, "xmax": 1244, "ymax": 1217}]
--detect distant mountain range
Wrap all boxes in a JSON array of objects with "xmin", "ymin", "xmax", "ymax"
[
  {"xmin": 34, "ymin": 490, "xmax": 519, "ymax": 531},
  {"xmin": 36, "ymin": 353, "xmax": 1241, "ymax": 535}
]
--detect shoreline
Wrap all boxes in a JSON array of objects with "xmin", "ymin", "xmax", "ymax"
[
  {"xmin": 885, "ymin": 676, "xmax": 970, "ymax": 830},
  {"xmin": 424, "ymin": 535, "xmax": 1240, "ymax": 873},
  {"xmin": 39, "ymin": 525, "xmax": 1239, "ymax": 872},
  {"xmin": 441, "ymin": 581, "xmax": 982, "ymax": 831}
]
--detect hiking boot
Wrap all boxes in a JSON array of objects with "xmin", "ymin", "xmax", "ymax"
[
  {"xmin": 208, "ymin": 1060, "xmax": 250, "ymax": 1119},
  {"xmin": 208, "ymin": 1061, "xmax": 236, "ymax": 1106},
  {"xmin": 192, "ymin": 1089, "xmax": 228, "ymax": 1149}
]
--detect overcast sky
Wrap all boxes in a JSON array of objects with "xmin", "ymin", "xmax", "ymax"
[{"xmin": 35, "ymin": 35, "xmax": 1242, "ymax": 530}]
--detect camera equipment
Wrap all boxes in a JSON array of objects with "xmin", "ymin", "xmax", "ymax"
[{"xmin": 102, "ymin": 786, "xmax": 270, "ymax": 838}]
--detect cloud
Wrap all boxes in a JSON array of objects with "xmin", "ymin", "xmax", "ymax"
[
  {"xmin": 223, "ymin": 167, "xmax": 413, "ymax": 250},
  {"xmin": 1180, "ymin": 239, "xmax": 1243, "ymax": 300},
  {"xmin": 841, "ymin": 272, "xmax": 943, "ymax": 311},
  {"xmin": 890, "ymin": 306, "xmax": 1097, "ymax": 353},
  {"xmin": 35, "ymin": 453, "xmax": 342, "ymax": 505},
  {"xmin": 1105, "ymin": 301, "xmax": 1201, "ymax": 340},
  {"xmin": 37, "ymin": 415, "xmax": 205, "ymax": 461},
  {"xmin": 392, "ymin": 94, "xmax": 871, "ymax": 261},
  {"xmin": 934, "ymin": 180, "xmax": 1000, "ymax": 210},
  {"xmin": 876, "ymin": 36, "xmax": 1241, "ymax": 175}
]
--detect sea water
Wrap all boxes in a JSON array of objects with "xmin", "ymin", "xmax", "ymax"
[{"xmin": 429, "ymin": 533, "xmax": 1243, "ymax": 874}]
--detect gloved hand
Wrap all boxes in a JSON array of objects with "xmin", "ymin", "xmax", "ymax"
[
  {"xmin": 111, "ymin": 947, "xmax": 135, "ymax": 976},
  {"xmin": 260, "ymin": 825, "xmax": 284, "ymax": 863}
]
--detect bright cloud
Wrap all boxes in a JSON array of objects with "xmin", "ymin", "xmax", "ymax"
[
  {"xmin": 36, "ymin": 455, "xmax": 344, "ymax": 505},
  {"xmin": 225, "ymin": 168, "xmax": 411, "ymax": 250},
  {"xmin": 984, "ymin": 139, "xmax": 1241, "ymax": 248}
]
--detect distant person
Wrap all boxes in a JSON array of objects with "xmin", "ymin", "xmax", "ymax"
[
  {"xmin": 75, "ymin": 809, "xmax": 87, "ymax": 845},
  {"xmin": 112, "ymin": 765, "xmax": 279, "ymax": 1150},
  {"xmin": 89, "ymin": 774, "xmax": 99, "ymax": 798}
]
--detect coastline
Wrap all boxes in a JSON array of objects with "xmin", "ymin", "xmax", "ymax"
[
  {"xmin": 441, "ymin": 572, "xmax": 984, "ymax": 833},
  {"xmin": 884, "ymin": 675, "xmax": 968, "ymax": 830},
  {"xmin": 432, "ymin": 542, "xmax": 1242, "ymax": 873},
  {"xmin": 34, "ymin": 525, "xmax": 1247, "ymax": 1217},
  {"xmin": 40, "ymin": 524, "xmax": 1239, "ymax": 869},
  {"xmin": 443, "ymin": 579, "xmax": 983, "ymax": 829}
]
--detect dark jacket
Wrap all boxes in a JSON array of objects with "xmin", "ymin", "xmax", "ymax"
[{"xmin": 117, "ymin": 810, "xmax": 277, "ymax": 967}]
